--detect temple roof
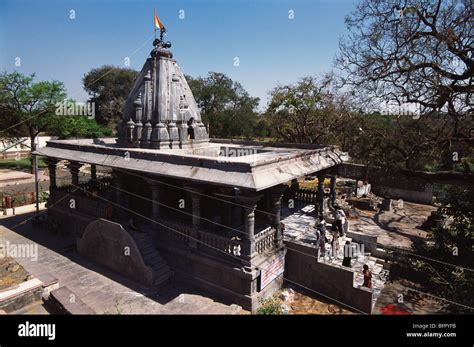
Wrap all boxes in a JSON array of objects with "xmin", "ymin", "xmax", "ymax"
[
  {"xmin": 34, "ymin": 29, "xmax": 349, "ymax": 190},
  {"xmin": 34, "ymin": 139, "xmax": 349, "ymax": 191},
  {"xmin": 117, "ymin": 36, "xmax": 208, "ymax": 149}
]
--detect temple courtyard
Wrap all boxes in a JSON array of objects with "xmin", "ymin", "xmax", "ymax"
[{"xmin": 0, "ymin": 196, "xmax": 444, "ymax": 315}]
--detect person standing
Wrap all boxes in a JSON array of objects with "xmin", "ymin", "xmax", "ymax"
[
  {"xmin": 342, "ymin": 240, "xmax": 352, "ymax": 267},
  {"xmin": 313, "ymin": 224, "xmax": 321, "ymax": 247},
  {"xmin": 362, "ymin": 264, "xmax": 372, "ymax": 288},
  {"xmin": 334, "ymin": 206, "xmax": 347, "ymax": 237},
  {"xmin": 316, "ymin": 216, "xmax": 327, "ymax": 260},
  {"xmin": 330, "ymin": 222, "xmax": 340, "ymax": 259}
]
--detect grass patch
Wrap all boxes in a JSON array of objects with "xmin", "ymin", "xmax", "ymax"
[{"xmin": 0, "ymin": 156, "xmax": 47, "ymax": 171}]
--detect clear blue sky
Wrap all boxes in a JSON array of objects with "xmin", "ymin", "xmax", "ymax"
[{"xmin": 0, "ymin": 0, "xmax": 357, "ymax": 109}]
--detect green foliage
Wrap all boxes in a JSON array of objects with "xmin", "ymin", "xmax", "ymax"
[
  {"xmin": 0, "ymin": 71, "xmax": 67, "ymax": 173},
  {"xmin": 186, "ymin": 72, "xmax": 260, "ymax": 138},
  {"xmin": 265, "ymin": 75, "xmax": 363, "ymax": 145},
  {"xmin": 83, "ymin": 65, "xmax": 139, "ymax": 129},
  {"xmin": 256, "ymin": 296, "xmax": 284, "ymax": 315},
  {"xmin": 38, "ymin": 191, "xmax": 50, "ymax": 203},
  {"xmin": 48, "ymin": 115, "xmax": 112, "ymax": 139},
  {"xmin": 0, "ymin": 156, "xmax": 47, "ymax": 170},
  {"xmin": 0, "ymin": 72, "xmax": 66, "ymax": 137}
]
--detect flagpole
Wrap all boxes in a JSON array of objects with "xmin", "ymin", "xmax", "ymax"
[{"xmin": 153, "ymin": 7, "xmax": 157, "ymax": 41}]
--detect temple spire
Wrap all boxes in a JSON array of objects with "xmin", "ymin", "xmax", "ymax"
[{"xmin": 117, "ymin": 11, "xmax": 209, "ymax": 149}]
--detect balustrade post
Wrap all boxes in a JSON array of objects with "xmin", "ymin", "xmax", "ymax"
[
  {"xmin": 145, "ymin": 178, "xmax": 163, "ymax": 228},
  {"xmin": 112, "ymin": 170, "xmax": 129, "ymax": 221},
  {"xmin": 91, "ymin": 164, "xmax": 97, "ymax": 181},
  {"xmin": 236, "ymin": 192, "xmax": 262, "ymax": 261},
  {"xmin": 185, "ymin": 184, "xmax": 206, "ymax": 249},
  {"xmin": 268, "ymin": 185, "xmax": 287, "ymax": 249},
  {"xmin": 47, "ymin": 159, "xmax": 59, "ymax": 199},
  {"xmin": 316, "ymin": 174, "xmax": 325, "ymax": 216},
  {"xmin": 329, "ymin": 175, "xmax": 337, "ymax": 208},
  {"xmin": 68, "ymin": 161, "xmax": 82, "ymax": 187}
]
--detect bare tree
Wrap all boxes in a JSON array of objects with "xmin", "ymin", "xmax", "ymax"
[
  {"xmin": 337, "ymin": 0, "xmax": 473, "ymax": 172},
  {"xmin": 265, "ymin": 75, "xmax": 362, "ymax": 146},
  {"xmin": 338, "ymin": 0, "xmax": 472, "ymax": 116}
]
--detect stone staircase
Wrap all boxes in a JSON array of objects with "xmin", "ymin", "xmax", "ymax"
[
  {"xmin": 281, "ymin": 203, "xmax": 389, "ymax": 310},
  {"xmin": 130, "ymin": 231, "xmax": 173, "ymax": 287},
  {"xmin": 320, "ymin": 230, "xmax": 388, "ymax": 308}
]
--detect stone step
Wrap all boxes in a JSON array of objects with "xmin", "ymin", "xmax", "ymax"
[
  {"xmin": 141, "ymin": 246, "xmax": 157, "ymax": 258},
  {"xmin": 129, "ymin": 230, "xmax": 173, "ymax": 288},
  {"xmin": 132, "ymin": 232, "xmax": 150, "ymax": 240},
  {"xmin": 154, "ymin": 270, "xmax": 173, "ymax": 286},
  {"xmin": 144, "ymin": 253, "xmax": 164, "ymax": 265},
  {"xmin": 138, "ymin": 241, "xmax": 154, "ymax": 250},
  {"xmin": 153, "ymin": 264, "xmax": 171, "ymax": 278},
  {"xmin": 47, "ymin": 286, "xmax": 95, "ymax": 314},
  {"xmin": 152, "ymin": 261, "xmax": 169, "ymax": 273}
]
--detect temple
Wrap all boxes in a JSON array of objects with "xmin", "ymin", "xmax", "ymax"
[{"xmin": 34, "ymin": 31, "xmax": 350, "ymax": 311}]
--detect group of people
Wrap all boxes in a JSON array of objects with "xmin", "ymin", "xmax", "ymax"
[
  {"xmin": 312, "ymin": 206, "xmax": 346, "ymax": 260},
  {"xmin": 312, "ymin": 207, "xmax": 372, "ymax": 289}
]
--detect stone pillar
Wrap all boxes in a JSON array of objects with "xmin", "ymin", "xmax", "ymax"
[
  {"xmin": 269, "ymin": 186, "xmax": 287, "ymax": 248},
  {"xmin": 290, "ymin": 179, "xmax": 298, "ymax": 199},
  {"xmin": 185, "ymin": 185, "xmax": 205, "ymax": 249},
  {"xmin": 47, "ymin": 159, "xmax": 58, "ymax": 190},
  {"xmin": 134, "ymin": 93, "xmax": 143, "ymax": 147},
  {"xmin": 148, "ymin": 181, "xmax": 162, "ymax": 223},
  {"xmin": 316, "ymin": 174, "xmax": 325, "ymax": 215},
  {"xmin": 141, "ymin": 70, "xmax": 153, "ymax": 148},
  {"xmin": 190, "ymin": 193, "xmax": 201, "ymax": 228},
  {"xmin": 68, "ymin": 161, "xmax": 82, "ymax": 187},
  {"xmin": 329, "ymin": 175, "xmax": 337, "ymax": 206},
  {"xmin": 90, "ymin": 164, "xmax": 97, "ymax": 181},
  {"xmin": 237, "ymin": 193, "xmax": 262, "ymax": 260},
  {"xmin": 214, "ymin": 188, "xmax": 234, "ymax": 229},
  {"xmin": 112, "ymin": 171, "xmax": 128, "ymax": 220}
]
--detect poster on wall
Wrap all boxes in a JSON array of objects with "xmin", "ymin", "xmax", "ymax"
[{"xmin": 260, "ymin": 254, "xmax": 285, "ymax": 290}]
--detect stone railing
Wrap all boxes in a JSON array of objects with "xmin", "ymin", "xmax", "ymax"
[
  {"xmin": 295, "ymin": 188, "xmax": 318, "ymax": 204},
  {"xmin": 50, "ymin": 187, "xmax": 113, "ymax": 220},
  {"xmin": 255, "ymin": 226, "xmax": 275, "ymax": 255},
  {"xmin": 199, "ymin": 229, "xmax": 244, "ymax": 256},
  {"xmin": 155, "ymin": 219, "xmax": 191, "ymax": 244},
  {"xmin": 156, "ymin": 218, "xmax": 274, "ymax": 260}
]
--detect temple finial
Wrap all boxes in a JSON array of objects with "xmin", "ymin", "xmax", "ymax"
[{"xmin": 153, "ymin": 7, "xmax": 171, "ymax": 51}]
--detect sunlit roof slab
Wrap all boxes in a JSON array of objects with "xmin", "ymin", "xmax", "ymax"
[{"xmin": 34, "ymin": 138, "xmax": 348, "ymax": 191}]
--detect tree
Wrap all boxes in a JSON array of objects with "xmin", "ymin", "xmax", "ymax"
[
  {"xmin": 0, "ymin": 71, "xmax": 66, "ymax": 173},
  {"xmin": 337, "ymin": 0, "xmax": 473, "ymax": 169},
  {"xmin": 83, "ymin": 65, "xmax": 138, "ymax": 129},
  {"xmin": 411, "ymin": 184, "xmax": 474, "ymax": 312},
  {"xmin": 345, "ymin": 112, "xmax": 472, "ymax": 171},
  {"xmin": 186, "ymin": 72, "xmax": 260, "ymax": 138},
  {"xmin": 47, "ymin": 115, "xmax": 113, "ymax": 139},
  {"xmin": 265, "ymin": 75, "xmax": 362, "ymax": 146}
]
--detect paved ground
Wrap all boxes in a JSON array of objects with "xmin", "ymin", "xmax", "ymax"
[
  {"xmin": 1, "ymin": 199, "xmax": 439, "ymax": 315},
  {"xmin": 0, "ymin": 213, "xmax": 243, "ymax": 314},
  {"xmin": 349, "ymin": 202, "xmax": 435, "ymax": 250},
  {"xmin": 283, "ymin": 285, "xmax": 355, "ymax": 315},
  {"xmin": 0, "ymin": 169, "xmax": 49, "ymax": 189},
  {"xmin": 373, "ymin": 279, "xmax": 446, "ymax": 314},
  {"xmin": 0, "ymin": 256, "xmax": 29, "ymax": 290}
]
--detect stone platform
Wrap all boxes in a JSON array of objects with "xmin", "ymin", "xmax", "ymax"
[{"xmin": 0, "ymin": 223, "xmax": 243, "ymax": 314}]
